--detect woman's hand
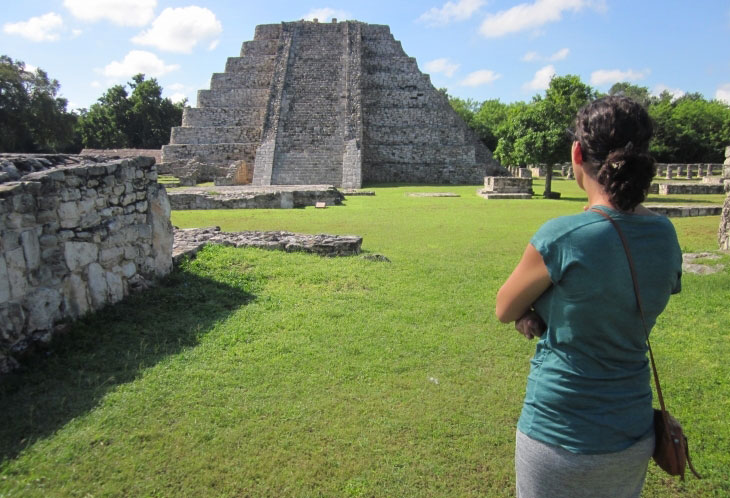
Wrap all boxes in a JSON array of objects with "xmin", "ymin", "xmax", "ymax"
[{"xmin": 514, "ymin": 310, "xmax": 546, "ymax": 340}]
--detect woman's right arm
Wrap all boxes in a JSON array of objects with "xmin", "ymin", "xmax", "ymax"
[{"xmin": 495, "ymin": 243, "xmax": 552, "ymax": 324}]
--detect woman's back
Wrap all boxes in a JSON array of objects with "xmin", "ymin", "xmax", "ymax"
[{"xmin": 518, "ymin": 207, "xmax": 682, "ymax": 453}]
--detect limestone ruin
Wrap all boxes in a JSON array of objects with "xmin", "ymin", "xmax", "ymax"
[
  {"xmin": 0, "ymin": 155, "xmax": 173, "ymax": 373},
  {"xmin": 160, "ymin": 20, "xmax": 504, "ymax": 187},
  {"xmin": 718, "ymin": 146, "xmax": 730, "ymax": 250}
]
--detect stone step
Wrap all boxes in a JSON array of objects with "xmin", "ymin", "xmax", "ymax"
[
  {"xmin": 363, "ymin": 107, "xmax": 460, "ymax": 126},
  {"xmin": 224, "ymin": 55, "xmax": 276, "ymax": 74},
  {"xmin": 363, "ymin": 72, "xmax": 432, "ymax": 89},
  {"xmin": 363, "ymin": 57, "xmax": 419, "ymax": 73},
  {"xmin": 363, "ymin": 161, "xmax": 482, "ymax": 185},
  {"xmin": 362, "ymin": 40, "xmax": 406, "ymax": 57},
  {"xmin": 161, "ymin": 143, "xmax": 258, "ymax": 165},
  {"xmin": 210, "ymin": 72, "xmax": 272, "ymax": 90},
  {"xmin": 240, "ymin": 39, "xmax": 278, "ymax": 57},
  {"xmin": 271, "ymin": 150, "xmax": 344, "ymax": 185},
  {"xmin": 363, "ymin": 89, "xmax": 442, "ymax": 107},
  {"xmin": 364, "ymin": 144, "xmax": 476, "ymax": 164},
  {"xmin": 197, "ymin": 88, "xmax": 269, "ymax": 108},
  {"xmin": 253, "ymin": 24, "xmax": 282, "ymax": 41},
  {"xmin": 182, "ymin": 107, "xmax": 266, "ymax": 127},
  {"xmin": 658, "ymin": 183, "xmax": 725, "ymax": 195},
  {"xmin": 170, "ymin": 126, "xmax": 262, "ymax": 145},
  {"xmin": 364, "ymin": 125, "xmax": 468, "ymax": 145}
]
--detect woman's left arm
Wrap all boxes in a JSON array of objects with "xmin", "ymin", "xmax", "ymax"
[{"xmin": 495, "ymin": 243, "xmax": 552, "ymax": 324}]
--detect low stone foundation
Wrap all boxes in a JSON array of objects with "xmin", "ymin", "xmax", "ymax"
[
  {"xmin": 168, "ymin": 185, "xmax": 345, "ymax": 210},
  {"xmin": 173, "ymin": 227, "xmax": 362, "ymax": 261},
  {"xmin": 478, "ymin": 176, "xmax": 533, "ymax": 199},
  {"xmin": 645, "ymin": 205, "xmax": 722, "ymax": 217},
  {"xmin": 658, "ymin": 183, "xmax": 725, "ymax": 195}
]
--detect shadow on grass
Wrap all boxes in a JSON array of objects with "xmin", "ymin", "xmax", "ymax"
[{"xmin": 0, "ymin": 266, "xmax": 254, "ymax": 463}]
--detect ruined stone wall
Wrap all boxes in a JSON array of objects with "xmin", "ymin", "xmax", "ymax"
[
  {"xmin": 718, "ymin": 146, "xmax": 730, "ymax": 250},
  {"xmin": 0, "ymin": 157, "xmax": 173, "ymax": 372}
]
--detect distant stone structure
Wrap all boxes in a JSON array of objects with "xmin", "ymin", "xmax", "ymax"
[
  {"xmin": 719, "ymin": 146, "xmax": 730, "ymax": 250},
  {"xmin": 478, "ymin": 177, "xmax": 533, "ymax": 199},
  {"xmin": 0, "ymin": 155, "xmax": 172, "ymax": 373},
  {"xmin": 160, "ymin": 20, "xmax": 504, "ymax": 187}
]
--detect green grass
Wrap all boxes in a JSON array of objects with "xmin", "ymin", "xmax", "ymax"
[{"xmin": 1, "ymin": 182, "xmax": 728, "ymax": 496}]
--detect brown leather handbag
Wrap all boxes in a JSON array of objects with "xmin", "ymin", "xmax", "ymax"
[{"xmin": 591, "ymin": 208, "xmax": 701, "ymax": 480}]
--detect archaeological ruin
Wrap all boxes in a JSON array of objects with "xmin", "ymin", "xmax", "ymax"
[
  {"xmin": 160, "ymin": 19, "xmax": 505, "ymax": 188},
  {"xmin": 0, "ymin": 154, "xmax": 173, "ymax": 373}
]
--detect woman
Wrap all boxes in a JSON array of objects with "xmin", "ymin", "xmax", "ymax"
[{"xmin": 496, "ymin": 96, "xmax": 682, "ymax": 498}]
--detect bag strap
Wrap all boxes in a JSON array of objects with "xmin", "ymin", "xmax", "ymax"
[{"xmin": 589, "ymin": 208, "xmax": 669, "ymax": 414}]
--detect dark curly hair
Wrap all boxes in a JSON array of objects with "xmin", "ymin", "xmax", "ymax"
[{"xmin": 574, "ymin": 96, "xmax": 656, "ymax": 211}]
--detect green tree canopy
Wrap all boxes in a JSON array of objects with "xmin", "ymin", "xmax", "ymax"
[
  {"xmin": 77, "ymin": 74, "xmax": 184, "ymax": 149},
  {"xmin": 494, "ymin": 75, "xmax": 596, "ymax": 196},
  {"xmin": 0, "ymin": 55, "xmax": 78, "ymax": 152}
]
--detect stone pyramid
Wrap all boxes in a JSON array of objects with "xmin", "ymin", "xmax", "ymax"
[{"xmin": 160, "ymin": 20, "xmax": 505, "ymax": 188}]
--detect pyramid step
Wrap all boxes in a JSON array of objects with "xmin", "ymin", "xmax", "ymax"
[
  {"xmin": 182, "ymin": 107, "xmax": 266, "ymax": 127},
  {"xmin": 210, "ymin": 72, "xmax": 273, "ymax": 90},
  {"xmin": 197, "ymin": 88, "xmax": 269, "ymax": 108},
  {"xmin": 224, "ymin": 55, "xmax": 276, "ymax": 74},
  {"xmin": 171, "ymin": 126, "xmax": 262, "ymax": 145},
  {"xmin": 364, "ymin": 144, "xmax": 476, "ymax": 164},
  {"xmin": 364, "ymin": 72, "xmax": 432, "ymax": 89},
  {"xmin": 161, "ymin": 143, "xmax": 258, "ymax": 165},
  {"xmin": 364, "ymin": 125, "xmax": 468, "ymax": 145},
  {"xmin": 363, "ymin": 57, "xmax": 419, "ymax": 73},
  {"xmin": 240, "ymin": 39, "xmax": 278, "ymax": 57},
  {"xmin": 363, "ymin": 107, "xmax": 460, "ymax": 126}
]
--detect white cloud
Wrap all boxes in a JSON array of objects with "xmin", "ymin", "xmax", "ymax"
[
  {"xmin": 590, "ymin": 68, "xmax": 648, "ymax": 86},
  {"xmin": 417, "ymin": 0, "xmax": 486, "ymax": 26},
  {"xmin": 652, "ymin": 84, "xmax": 685, "ymax": 100},
  {"xmin": 424, "ymin": 58, "xmax": 460, "ymax": 77},
  {"xmin": 132, "ymin": 7, "xmax": 222, "ymax": 53},
  {"xmin": 460, "ymin": 69, "xmax": 502, "ymax": 87},
  {"xmin": 716, "ymin": 84, "xmax": 730, "ymax": 104},
  {"xmin": 524, "ymin": 64, "xmax": 556, "ymax": 91},
  {"xmin": 549, "ymin": 48, "xmax": 570, "ymax": 61},
  {"xmin": 25, "ymin": 64, "xmax": 38, "ymax": 73},
  {"xmin": 102, "ymin": 50, "xmax": 179, "ymax": 79},
  {"xmin": 302, "ymin": 8, "xmax": 351, "ymax": 22},
  {"xmin": 169, "ymin": 93, "xmax": 187, "ymax": 103},
  {"xmin": 63, "ymin": 0, "xmax": 157, "ymax": 27},
  {"xmin": 90, "ymin": 80, "xmax": 101, "ymax": 88},
  {"xmin": 522, "ymin": 47, "xmax": 569, "ymax": 62},
  {"xmin": 168, "ymin": 83, "xmax": 186, "ymax": 91},
  {"xmin": 480, "ymin": 0, "xmax": 590, "ymax": 38},
  {"xmin": 3, "ymin": 12, "xmax": 64, "ymax": 42},
  {"xmin": 71, "ymin": 28, "xmax": 82, "ymax": 38}
]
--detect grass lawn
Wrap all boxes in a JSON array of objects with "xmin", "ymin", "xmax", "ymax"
[{"xmin": 1, "ymin": 179, "xmax": 728, "ymax": 496}]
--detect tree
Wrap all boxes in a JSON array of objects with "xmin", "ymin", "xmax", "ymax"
[
  {"xmin": 608, "ymin": 82, "xmax": 651, "ymax": 108},
  {"xmin": 77, "ymin": 74, "xmax": 184, "ymax": 149},
  {"xmin": 495, "ymin": 75, "xmax": 596, "ymax": 197},
  {"xmin": 0, "ymin": 55, "xmax": 78, "ymax": 152}
]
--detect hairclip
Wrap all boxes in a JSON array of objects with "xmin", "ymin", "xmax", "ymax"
[{"xmin": 624, "ymin": 141, "xmax": 634, "ymax": 152}]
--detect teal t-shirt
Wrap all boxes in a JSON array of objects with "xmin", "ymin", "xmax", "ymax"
[{"xmin": 517, "ymin": 206, "xmax": 682, "ymax": 454}]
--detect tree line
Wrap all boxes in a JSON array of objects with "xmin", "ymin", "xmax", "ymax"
[
  {"xmin": 0, "ymin": 55, "xmax": 184, "ymax": 154},
  {"xmin": 447, "ymin": 76, "xmax": 730, "ymax": 194}
]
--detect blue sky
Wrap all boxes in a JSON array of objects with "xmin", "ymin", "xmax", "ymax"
[{"xmin": 3, "ymin": 1, "xmax": 730, "ymax": 111}]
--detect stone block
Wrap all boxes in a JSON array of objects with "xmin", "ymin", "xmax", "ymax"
[
  {"xmin": 20, "ymin": 230, "xmax": 41, "ymax": 271},
  {"xmin": 86, "ymin": 262, "xmax": 107, "ymax": 308},
  {"xmin": 0, "ymin": 257, "xmax": 10, "ymax": 303},
  {"xmin": 64, "ymin": 241, "xmax": 99, "ymax": 271},
  {"xmin": 24, "ymin": 287, "xmax": 62, "ymax": 332},
  {"xmin": 63, "ymin": 273, "xmax": 89, "ymax": 318},
  {"xmin": 5, "ymin": 247, "xmax": 28, "ymax": 299}
]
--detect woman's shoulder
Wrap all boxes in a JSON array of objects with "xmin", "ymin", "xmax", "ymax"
[{"xmin": 534, "ymin": 212, "xmax": 600, "ymax": 241}]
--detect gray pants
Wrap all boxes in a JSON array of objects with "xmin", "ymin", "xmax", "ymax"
[{"xmin": 515, "ymin": 430, "xmax": 655, "ymax": 498}]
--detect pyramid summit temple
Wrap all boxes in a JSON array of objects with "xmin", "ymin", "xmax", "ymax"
[{"xmin": 160, "ymin": 19, "xmax": 505, "ymax": 188}]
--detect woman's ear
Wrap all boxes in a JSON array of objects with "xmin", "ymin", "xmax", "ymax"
[{"xmin": 572, "ymin": 141, "xmax": 583, "ymax": 165}]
